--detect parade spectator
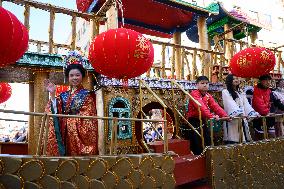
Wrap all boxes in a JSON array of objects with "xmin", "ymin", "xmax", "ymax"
[
  {"xmin": 222, "ymin": 74, "xmax": 259, "ymax": 144},
  {"xmin": 186, "ymin": 76, "xmax": 229, "ymax": 155},
  {"xmin": 272, "ymin": 79, "xmax": 284, "ymax": 136}
]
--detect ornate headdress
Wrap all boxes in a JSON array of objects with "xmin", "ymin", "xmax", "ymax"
[{"xmin": 63, "ymin": 50, "xmax": 89, "ymax": 69}]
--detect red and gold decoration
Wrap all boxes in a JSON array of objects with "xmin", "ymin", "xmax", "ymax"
[
  {"xmin": 0, "ymin": 83, "xmax": 12, "ymax": 104},
  {"xmin": 229, "ymin": 47, "xmax": 276, "ymax": 78},
  {"xmin": 0, "ymin": 7, "xmax": 29, "ymax": 68},
  {"xmin": 76, "ymin": 0, "xmax": 93, "ymax": 12},
  {"xmin": 55, "ymin": 85, "xmax": 69, "ymax": 97},
  {"xmin": 88, "ymin": 28, "xmax": 154, "ymax": 79}
]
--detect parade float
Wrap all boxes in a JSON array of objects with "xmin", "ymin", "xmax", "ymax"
[{"xmin": 0, "ymin": 0, "xmax": 283, "ymax": 188}]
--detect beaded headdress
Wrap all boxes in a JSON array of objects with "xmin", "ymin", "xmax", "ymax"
[{"xmin": 63, "ymin": 50, "xmax": 89, "ymax": 69}]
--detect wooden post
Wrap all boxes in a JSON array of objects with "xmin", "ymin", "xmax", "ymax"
[
  {"xmin": 197, "ymin": 17, "xmax": 210, "ymax": 77},
  {"xmin": 224, "ymin": 24, "xmax": 234, "ymax": 61},
  {"xmin": 24, "ymin": 4, "xmax": 30, "ymax": 30},
  {"xmin": 171, "ymin": 47, "xmax": 176, "ymax": 79},
  {"xmin": 90, "ymin": 19, "xmax": 100, "ymax": 39},
  {"xmin": 71, "ymin": 14, "xmax": 77, "ymax": 50},
  {"xmin": 173, "ymin": 32, "xmax": 181, "ymax": 80},
  {"xmin": 192, "ymin": 49, "xmax": 198, "ymax": 80},
  {"xmin": 82, "ymin": 74, "xmax": 94, "ymax": 90},
  {"xmin": 28, "ymin": 83, "xmax": 34, "ymax": 154},
  {"xmin": 106, "ymin": 4, "xmax": 118, "ymax": 29},
  {"xmin": 31, "ymin": 72, "xmax": 49, "ymax": 155},
  {"xmin": 250, "ymin": 31, "xmax": 258, "ymax": 44},
  {"xmin": 161, "ymin": 44, "xmax": 166, "ymax": 78},
  {"xmin": 278, "ymin": 51, "xmax": 282, "ymax": 73},
  {"xmin": 49, "ymin": 9, "xmax": 55, "ymax": 54}
]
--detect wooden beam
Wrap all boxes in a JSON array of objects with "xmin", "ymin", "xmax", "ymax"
[{"xmin": 4, "ymin": 0, "xmax": 99, "ymax": 20}]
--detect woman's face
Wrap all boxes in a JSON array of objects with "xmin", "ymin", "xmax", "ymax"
[
  {"xmin": 232, "ymin": 76, "xmax": 240, "ymax": 87},
  {"xmin": 68, "ymin": 69, "xmax": 83, "ymax": 87}
]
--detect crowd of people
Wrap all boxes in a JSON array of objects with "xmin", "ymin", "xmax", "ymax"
[
  {"xmin": 0, "ymin": 127, "xmax": 28, "ymax": 143},
  {"xmin": 182, "ymin": 74, "xmax": 284, "ymax": 155}
]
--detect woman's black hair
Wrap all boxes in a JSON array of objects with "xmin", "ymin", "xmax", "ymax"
[
  {"xmin": 225, "ymin": 74, "xmax": 239, "ymax": 100},
  {"xmin": 276, "ymin": 79, "xmax": 284, "ymax": 87},
  {"xmin": 64, "ymin": 64, "xmax": 86, "ymax": 78},
  {"xmin": 196, "ymin": 76, "xmax": 209, "ymax": 83}
]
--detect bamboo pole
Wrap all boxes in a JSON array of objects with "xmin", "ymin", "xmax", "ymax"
[
  {"xmin": 278, "ymin": 51, "xmax": 282, "ymax": 73},
  {"xmin": 24, "ymin": 3, "xmax": 30, "ymax": 30},
  {"xmin": 171, "ymin": 47, "xmax": 176, "ymax": 79},
  {"xmin": 36, "ymin": 114, "xmax": 47, "ymax": 155},
  {"xmin": 238, "ymin": 118, "xmax": 243, "ymax": 143},
  {"xmin": 4, "ymin": 0, "xmax": 98, "ymax": 20},
  {"xmin": 173, "ymin": 32, "xmax": 182, "ymax": 80},
  {"xmin": 192, "ymin": 49, "xmax": 198, "ymax": 80},
  {"xmin": 174, "ymin": 107, "xmax": 201, "ymax": 137},
  {"xmin": 210, "ymin": 119, "xmax": 214, "ymax": 146},
  {"xmin": 28, "ymin": 83, "xmax": 34, "ymax": 154},
  {"xmin": 163, "ymin": 107, "xmax": 168, "ymax": 153},
  {"xmin": 181, "ymin": 48, "xmax": 185, "ymax": 79},
  {"xmin": 71, "ymin": 14, "xmax": 77, "ymax": 50},
  {"xmin": 184, "ymin": 50, "xmax": 191, "ymax": 80},
  {"xmin": 49, "ymin": 9, "xmax": 55, "ymax": 54},
  {"xmin": 150, "ymin": 39, "xmax": 223, "ymax": 55},
  {"xmin": 42, "ymin": 115, "xmax": 50, "ymax": 155},
  {"xmin": 161, "ymin": 44, "xmax": 166, "ymax": 78}
]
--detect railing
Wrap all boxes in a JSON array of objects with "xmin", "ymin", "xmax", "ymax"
[
  {"xmin": 0, "ymin": 109, "xmax": 166, "ymax": 155},
  {"xmin": 170, "ymin": 80, "xmax": 205, "ymax": 149},
  {"xmin": 139, "ymin": 79, "xmax": 169, "ymax": 153},
  {"xmin": 148, "ymin": 39, "xmax": 224, "ymax": 81},
  {"xmin": 208, "ymin": 113, "xmax": 284, "ymax": 147}
]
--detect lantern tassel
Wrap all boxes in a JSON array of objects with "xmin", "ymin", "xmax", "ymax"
[{"xmin": 122, "ymin": 78, "xmax": 128, "ymax": 91}]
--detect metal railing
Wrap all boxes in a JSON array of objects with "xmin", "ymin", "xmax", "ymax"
[{"xmin": 0, "ymin": 109, "xmax": 166, "ymax": 155}]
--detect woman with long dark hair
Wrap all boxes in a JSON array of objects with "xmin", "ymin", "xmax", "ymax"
[{"xmin": 222, "ymin": 74, "xmax": 259, "ymax": 144}]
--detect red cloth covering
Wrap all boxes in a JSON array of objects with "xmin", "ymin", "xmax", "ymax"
[
  {"xmin": 187, "ymin": 90, "xmax": 228, "ymax": 119},
  {"xmin": 252, "ymin": 85, "xmax": 271, "ymax": 116}
]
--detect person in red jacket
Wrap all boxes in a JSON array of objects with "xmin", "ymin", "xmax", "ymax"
[
  {"xmin": 186, "ymin": 76, "xmax": 228, "ymax": 155},
  {"xmin": 252, "ymin": 74, "xmax": 284, "ymax": 139}
]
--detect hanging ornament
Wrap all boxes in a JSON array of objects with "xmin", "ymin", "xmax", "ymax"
[
  {"xmin": 0, "ymin": 83, "xmax": 12, "ymax": 104},
  {"xmin": 229, "ymin": 47, "xmax": 276, "ymax": 78},
  {"xmin": 55, "ymin": 85, "xmax": 69, "ymax": 97},
  {"xmin": 88, "ymin": 28, "xmax": 154, "ymax": 79},
  {"xmin": 0, "ymin": 7, "xmax": 29, "ymax": 67}
]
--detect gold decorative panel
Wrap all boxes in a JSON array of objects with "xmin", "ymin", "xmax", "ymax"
[
  {"xmin": 206, "ymin": 138, "xmax": 284, "ymax": 188},
  {"xmin": 0, "ymin": 154, "xmax": 175, "ymax": 189}
]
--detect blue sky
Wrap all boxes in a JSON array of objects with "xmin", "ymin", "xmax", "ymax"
[{"xmin": 2, "ymin": 0, "xmax": 77, "ymax": 44}]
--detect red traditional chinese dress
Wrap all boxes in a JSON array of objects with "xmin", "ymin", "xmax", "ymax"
[{"xmin": 45, "ymin": 85, "xmax": 98, "ymax": 156}]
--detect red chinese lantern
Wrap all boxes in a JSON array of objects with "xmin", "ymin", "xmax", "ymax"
[
  {"xmin": 0, "ymin": 83, "xmax": 12, "ymax": 104},
  {"xmin": 76, "ymin": 0, "xmax": 93, "ymax": 12},
  {"xmin": 0, "ymin": 7, "xmax": 29, "ymax": 67},
  {"xmin": 55, "ymin": 85, "xmax": 69, "ymax": 97},
  {"xmin": 88, "ymin": 28, "xmax": 154, "ymax": 79},
  {"xmin": 229, "ymin": 47, "xmax": 276, "ymax": 78}
]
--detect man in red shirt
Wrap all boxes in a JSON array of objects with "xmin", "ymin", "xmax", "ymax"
[
  {"xmin": 186, "ymin": 76, "xmax": 228, "ymax": 155},
  {"xmin": 252, "ymin": 74, "xmax": 284, "ymax": 139}
]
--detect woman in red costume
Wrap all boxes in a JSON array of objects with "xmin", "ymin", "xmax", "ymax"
[{"xmin": 44, "ymin": 51, "xmax": 98, "ymax": 156}]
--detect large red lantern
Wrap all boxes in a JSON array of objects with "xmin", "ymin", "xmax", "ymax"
[
  {"xmin": 76, "ymin": 0, "xmax": 93, "ymax": 12},
  {"xmin": 88, "ymin": 28, "xmax": 154, "ymax": 79},
  {"xmin": 229, "ymin": 47, "xmax": 276, "ymax": 78},
  {"xmin": 0, "ymin": 83, "xmax": 12, "ymax": 104},
  {"xmin": 0, "ymin": 7, "xmax": 29, "ymax": 67}
]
